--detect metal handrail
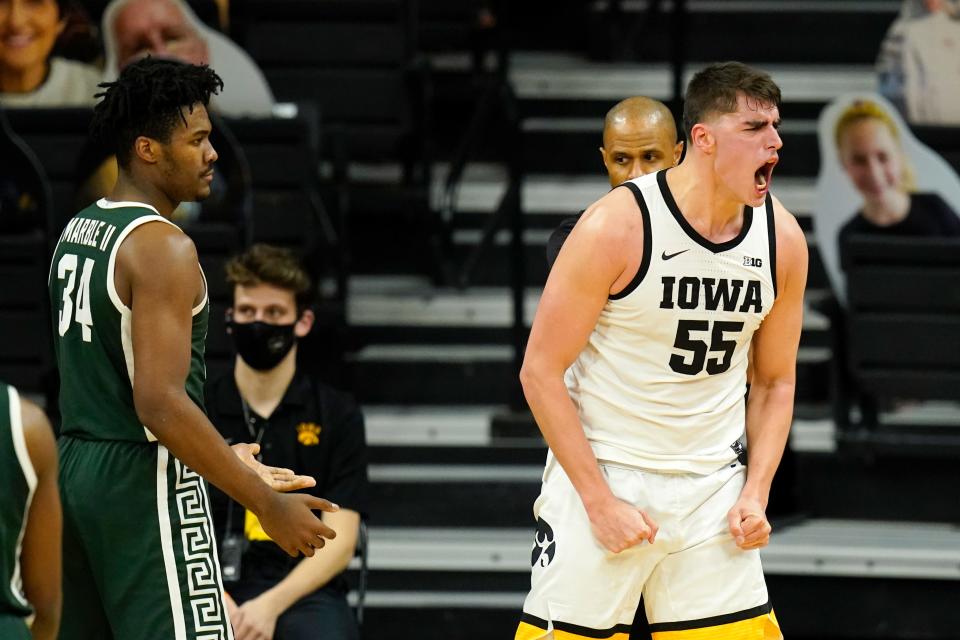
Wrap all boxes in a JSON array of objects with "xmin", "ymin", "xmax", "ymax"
[{"xmin": 435, "ymin": 56, "xmax": 526, "ymax": 402}]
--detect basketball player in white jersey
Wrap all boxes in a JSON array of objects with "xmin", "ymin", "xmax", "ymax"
[{"xmin": 515, "ymin": 62, "xmax": 807, "ymax": 640}]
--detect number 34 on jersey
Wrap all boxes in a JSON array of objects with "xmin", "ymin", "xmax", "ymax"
[
  {"xmin": 52, "ymin": 215, "xmax": 119, "ymax": 343},
  {"xmin": 56, "ymin": 254, "xmax": 95, "ymax": 342}
]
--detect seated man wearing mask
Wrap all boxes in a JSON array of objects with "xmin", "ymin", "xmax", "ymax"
[{"xmin": 206, "ymin": 244, "xmax": 369, "ymax": 640}]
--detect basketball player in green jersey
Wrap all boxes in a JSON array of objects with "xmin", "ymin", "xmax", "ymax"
[
  {"xmin": 0, "ymin": 382, "xmax": 61, "ymax": 640},
  {"xmin": 49, "ymin": 58, "xmax": 337, "ymax": 640}
]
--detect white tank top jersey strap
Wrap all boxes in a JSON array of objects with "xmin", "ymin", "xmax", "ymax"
[{"xmin": 565, "ymin": 169, "xmax": 778, "ymax": 474}]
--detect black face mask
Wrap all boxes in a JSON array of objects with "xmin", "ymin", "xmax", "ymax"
[{"xmin": 228, "ymin": 321, "xmax": 297, "ymax": 371}]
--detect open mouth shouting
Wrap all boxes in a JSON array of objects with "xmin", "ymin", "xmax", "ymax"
[{"xmin": 754, "ymin": 158, "xmax": 776, "ymax": 197}]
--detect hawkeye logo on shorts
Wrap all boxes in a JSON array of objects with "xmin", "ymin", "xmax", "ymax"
[
  {"xmin": 531, "ymin": 517, "xmax": 556, "ymax": 568},
  {"xmin": 296, "ymin": 422, "xmax": 322, "ymax": 446}
]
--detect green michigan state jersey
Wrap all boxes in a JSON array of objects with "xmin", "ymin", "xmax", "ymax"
[
  {"xmin": 49, "ymin": 200, "xmax": 209, "ymax": 442},
  {"xmin": 0, "ymin": 383, "xmax": 36, "ymax": 618}
]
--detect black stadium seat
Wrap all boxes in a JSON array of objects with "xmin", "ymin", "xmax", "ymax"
[
  {"xmin": 4, "ymin": 108, "xmax": 94, "ymax": 239},
  {"xmin": 913, "ymin": 126, "xmax": 960, "ymax": 175},
  {"xmin": 234, "ymin": 0, "xmax": 441, "ymax": 281},
  {"xmin": 226, "ymin": 114, "xmax": 321, "ymax": 246},
  {"xmin": 224, "ymin": 112, "xmax": 339, "ymax": 284},
  {"xmin": 0, "ymin": 108, "xmax": 55, "ymax": 393},
  {"xmin": 838, "ymin": 236, "xmax": 960, "ymax": 445},
  {"xmin": 0, "ymin": 231, "xmax": 51, "ymax": 393},
  {"xmin": 235, "ymin": 0, "xmax": 421, "ymax": 164}
]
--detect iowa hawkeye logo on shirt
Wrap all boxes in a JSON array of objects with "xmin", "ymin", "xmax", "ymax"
[{"xmin": 296, "ymin": 422, "xmax": 322, "ymax": 446}]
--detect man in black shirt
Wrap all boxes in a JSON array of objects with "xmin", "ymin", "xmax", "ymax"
[{"xmin": 206, "ymin": 244, "xmax": 369, "ymax": 640}]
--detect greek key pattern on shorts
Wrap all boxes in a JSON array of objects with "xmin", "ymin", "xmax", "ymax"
[{"xmin": 174, "ymin": 459, "xmax": 228, "ymax": 640}]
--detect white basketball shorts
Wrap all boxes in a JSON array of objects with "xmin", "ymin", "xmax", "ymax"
[{"xmin": 515, "ymin": 456, "xmax": 781, "ymax": 639}]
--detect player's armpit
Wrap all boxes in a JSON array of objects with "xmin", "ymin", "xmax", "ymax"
[
  {"xmin": 118, "ymin": 223, "xmax": 279, "ymax": 521},
  {"xmin": 751, "ymin": 197, "xmax": 808, "ymax": 387},
  {"xmin": 521, "ymin": 187, "xmax": 646, "ymax": 525},
  {"xmin": 121, "ymin": 223, "xmax": 203, "ymax": 424},
  {"xmin": 740, "ymin": 198, "xmax": 808, "ymax": 505},
  {"xmin": 524, "ymin": 187, "xmax": 641, "ymax": 378}
]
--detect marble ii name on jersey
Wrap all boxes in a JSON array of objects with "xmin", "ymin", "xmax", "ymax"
[{"xmin": 57, "ymin": 216, "xmax": 118, "ymax": 252}]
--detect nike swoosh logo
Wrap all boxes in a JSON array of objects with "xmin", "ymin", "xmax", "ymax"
[{"xmin": 662, "ymin": 249, "xmax": 689, "ymax": 260}]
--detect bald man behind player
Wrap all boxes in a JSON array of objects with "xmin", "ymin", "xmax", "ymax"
[
  {"xmin": 600, "ymin": 96, "xmax": 684, "ymax": 188},
  {"xmin": 547, "ymin": 97, "xmax": 683, "ymax": 268}
]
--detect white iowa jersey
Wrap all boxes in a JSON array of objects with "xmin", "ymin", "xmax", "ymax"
[{"xmin": 565, "ymin": 170, "xmax": 778, "ymax": 474}]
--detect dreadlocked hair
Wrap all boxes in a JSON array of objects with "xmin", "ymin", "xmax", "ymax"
[{"xmin": 89, "ymin": 58, "xmax": 224, "ymax": 167}]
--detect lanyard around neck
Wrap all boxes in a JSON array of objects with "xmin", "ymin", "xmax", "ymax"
[
  {"xmin": 225, "ymin": 396, "xmax": 268, "ymax": 538},
  {"xmin": 239, "ymin": 397, "xmax": 267, "ymax": 447}
]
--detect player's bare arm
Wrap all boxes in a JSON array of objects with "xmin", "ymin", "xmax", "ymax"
[
  {"xmin": 730, "ymin": 195, "xmax": 808, "ymax": 550},
  {"xmin": 522, "ymin": 186, "xmax": 658, "ymax": 554},
  {"xmin": 119, "ymin": 223, "xmax": 338, "ymax": 558},
  {"xmin": 19, "ymin": 399, "xmax": 61, "ymax": 640}
]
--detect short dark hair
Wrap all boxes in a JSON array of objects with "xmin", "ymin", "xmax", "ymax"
[
  {"xmin": 682, "ymin": 62, "xmax": 781, "ymax": 142},
  {"xmin": 225, "ymin": 244, "xmax": 314, "ymax": 312},
  {"xmin": 89, "ymin": 57, "xmax": 223, "ymax": 167}
]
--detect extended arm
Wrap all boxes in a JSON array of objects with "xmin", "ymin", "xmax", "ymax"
[
  {"xmin": 122, "ymin": 224, "xmax": 336, "ymax": 557},
  {"xmin": 522, "ymin": 188, "xmax": 658, "ymax": 553},
  {"xmin": 730, "ymin": 197, "xmax": 808, "ymax": 549}
]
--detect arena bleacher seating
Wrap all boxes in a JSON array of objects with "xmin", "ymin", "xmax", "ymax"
[
  {"xmin": 234, "ymin": 0, "xmax": 441, "ymax": 282},
  {"xmin": 0, "ymin": 109, "xmax": 55, "ymax": 395},
  {"xmin": 4, "ymin": 108, "xmax": 94, "ymax": 237},
  {"xmin": 839, "ymin": 236, "xmax": 960, "ymax": 449}
]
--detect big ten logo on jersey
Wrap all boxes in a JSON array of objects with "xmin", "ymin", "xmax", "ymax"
[{"xmin": 743, "ymin": 255, "xmax": 763, "ymax": 268}]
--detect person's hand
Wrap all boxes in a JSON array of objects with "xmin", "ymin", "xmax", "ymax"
[
  {"xmin": 232, "ymin": 442, "xmax": 316, "ymax": 492},
  {"xmin": 233, "ymin": 593, "xmax": 282, "ymax": 640},
  {"xmin": 727, "ymin": 496, "xmax": 772, "ymax": 550},
  {"xmin": 258, "ymin": 492, "xmax": 338, "ymax": 557},
  {"xmin": 224, "ymin": 592, "xmax": 244, "ymax": 631},
  {"xmin": 586, "ymin": 495, "xmax": 658, "ymax": 553}
]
